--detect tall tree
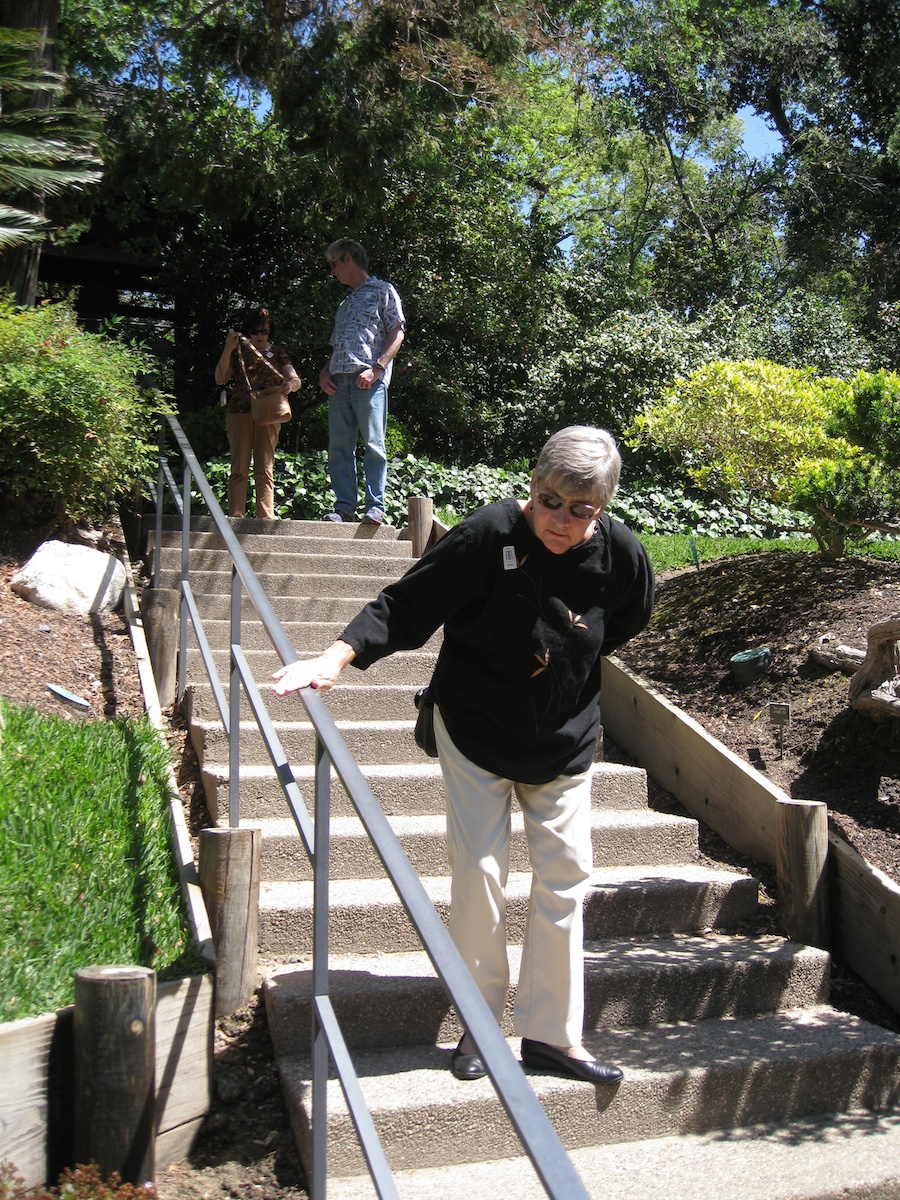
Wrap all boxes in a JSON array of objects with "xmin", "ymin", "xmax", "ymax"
[
  {"xmin": 566, "ymin": 0, "xmax": 900, "ymax": 316},
  {"xmin": 0, "ymin": 28, "xmax": 100, "ymax": 250},
  {"xmin": 0, "ymin": 1, "xmax": 101, "ymax": 303}
]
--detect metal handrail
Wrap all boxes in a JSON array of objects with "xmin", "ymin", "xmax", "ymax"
[{"xmin": 153, "ymin": 413, "xmax": 591, "ymax": 1200}]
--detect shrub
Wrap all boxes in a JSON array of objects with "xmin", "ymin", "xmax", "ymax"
[
  {"xmin": 0, "ymin": 299, "xmax": 169, "ymax": 526},
  {"xmin": 628, "ymin": 359, "xmax": 852, "ymax": 503},
  {"xmin": 827, "ymin": 369, "xmax": 900, "ymax": 466},
  {"xmin": 188, "ymin": 449, "xmax": 532, "ymax": 526},
  {"xmin": 625, "ymin": 358, "xmax": 874, "ymax": 553}
]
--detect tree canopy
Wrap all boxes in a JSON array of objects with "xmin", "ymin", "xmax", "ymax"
[{"xmin": 2, "ymin": 0, "xmax": 898, "ymax": 466}]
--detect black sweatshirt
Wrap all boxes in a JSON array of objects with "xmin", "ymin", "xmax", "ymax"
[{"xmin": 340, "ymin": 498, "xmax": 655, "ymax": 784}]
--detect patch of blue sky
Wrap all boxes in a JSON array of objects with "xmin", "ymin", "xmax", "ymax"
[{"xmin": 739, "ymin": 105, "xmax": 781, "ymax": 159}]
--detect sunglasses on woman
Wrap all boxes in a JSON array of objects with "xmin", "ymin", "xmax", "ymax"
[{"xmin": 536, "ymin": 492, "xmax": 600, "ymax": 521}]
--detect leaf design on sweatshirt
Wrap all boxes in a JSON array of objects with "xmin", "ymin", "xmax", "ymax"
[
  {"xmin": 531, "ymin": 648, "xmax": 550, "ymax": 677},
  {"xmin": 568, "ymin": 609, "xmax": 588, "ymax": 630}
]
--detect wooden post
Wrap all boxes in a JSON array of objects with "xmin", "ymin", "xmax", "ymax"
[
  {"xmin": 408, "ymin": 496, "xmax": 434, "ymax": 559},
  {"xmin": 73, "ymin": 965, "xmax": 156, "ymax": 1185},
  {"xmin": 198, "ymin": 826, "xmax": 261, "ymax": 1016},
  {"xmin": 139, "ymin": 587, "xmax": 180, "ymax": 708},
  {"xmin": 776, "ymin": 799, "xmax": 830, "ymax": 949}
]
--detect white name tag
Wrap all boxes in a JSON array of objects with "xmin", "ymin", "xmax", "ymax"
[{"xmin": 502, "ymin": 546, "xmax": 517, "ymax": 570}]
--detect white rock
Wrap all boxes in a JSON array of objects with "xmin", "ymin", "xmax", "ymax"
[{"xmin": 10, "ymin": 540, "xmax": 126, "ymax": 615}]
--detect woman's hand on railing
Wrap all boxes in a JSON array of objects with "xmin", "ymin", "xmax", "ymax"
[{"xmin": 271, "ymin": 640, "xmax": 357, "ymax": 695}]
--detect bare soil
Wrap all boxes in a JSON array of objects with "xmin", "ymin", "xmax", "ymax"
[
  {"xmin": 613, "ymin": 550, "xmax": 900, "ymax": 886},
  {"xmin": 2, "ymin": 525, "xmax": 899, "ymax": 1199}
]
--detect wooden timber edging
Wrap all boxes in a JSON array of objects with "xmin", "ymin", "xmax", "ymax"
[
  {"xmin": 0, "ymin": 536, "xmax": 216, "ymax": 1189},
  {"xmin": 602, "ymin": 654, "xmax": 900, "ymax": 1016},
  {"xmin": 0, "ymin": 974, "xmax": 214, "ymax": 1188}
]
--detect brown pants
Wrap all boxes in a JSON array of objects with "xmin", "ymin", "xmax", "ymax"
[{"xmin": 226, "ymin": 412, "xmax": 280, "ymax": 519}]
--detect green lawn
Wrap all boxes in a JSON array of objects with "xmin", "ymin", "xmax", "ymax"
[{"xmin": 0, "ymin": 700, "xmax": 207, "ymax": 1021}]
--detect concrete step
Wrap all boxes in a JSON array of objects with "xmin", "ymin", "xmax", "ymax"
[
  {"xmin": 156, "ymin": 567, "xmax": 401, "ymax": 600},
  {"xmin": 189, "ymin": 680, "xmax": 423, "ymax": 722},
  {"xmin": 148, "ymin": 514, "xmax": 404, "ymax": 542},
  {"xmin": 186, "ymin": 618, "xmax": 427, "ymax": 652},
  {"xmin": 257, "ymin": 865, "xmax": 760, "ymax": 957},
  {"xmin": 154, "ymin": 545, "xmax": 414, "ymax": 580},
  {"xmin": 185, "ymin": 621, "xmax": 442, "ymax": 656},
  {"xmin": 186, "ymin": 647, "xmax": 439, "ymax": 687},
  {"xmin": 174, "ymin": 594, "xmax": 392, "ymax": 624},
  {"xmin": 276, "ymin": 1010, "xmax": 900, "ymax": 1176},
  {"xmin": 150, "ymin": 528, "xmax": 413, "ymax": 559},
  {"xmin": 263, "ymin": 936, "xmax": 831, "ymax": 1057},
  {"xmin": 200, "ymin": 758, "xmax": 649, "ymax": 822},
  {"xmin": 318, "ymin": 1110, "xmax": 900, "ymax": 1200},
  {"xmin": 190, "ymin": 716, "xmax": 431, "ymax": 768},
  {"xmin": 191, "ymin": 717, "xmax": 683, "ymax": 794},
  {"xmin": 252, "ymin": 808, "xmax": 699, "ymax": 881}
]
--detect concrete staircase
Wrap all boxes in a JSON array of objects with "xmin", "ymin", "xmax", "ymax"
[{"xmin": 150, "ymin": 515, "xmax": 900, "ymax": 1200}]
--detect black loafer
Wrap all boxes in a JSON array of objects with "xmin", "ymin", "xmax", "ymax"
[
  {"xmin": 450, "ymin": 1037, "xmax": 486, "ymax": 1081},
  {"xmin": 520, "ymin": 1038, "xmax": 623, "ymax": 1084}
]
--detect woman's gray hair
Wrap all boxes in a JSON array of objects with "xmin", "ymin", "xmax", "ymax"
[{"xmin": 533, "ymin": 426, "xmax": 621, "ymax": 509}]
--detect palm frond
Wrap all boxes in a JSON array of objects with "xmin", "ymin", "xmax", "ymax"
[
  {"xmin": 0, "ymin": 23, "xmax": 103, "ymax": 251},
  {"xmin": 0, "ymin": 203, "xmax": 47, "ymax": 248}
]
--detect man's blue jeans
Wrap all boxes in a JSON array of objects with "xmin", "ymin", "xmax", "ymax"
[{"xmin": 327, "ymin": 373, "xmax": 388, "ymax": 517}]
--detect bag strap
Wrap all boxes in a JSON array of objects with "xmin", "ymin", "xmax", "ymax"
[{"xmin": 236, "ymin": 335, "xmax": 285, "ymax": 392}]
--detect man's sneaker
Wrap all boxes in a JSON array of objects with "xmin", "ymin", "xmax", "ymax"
[
  {"xmin": 362, "ymin": 507, "xmax": 384, "ymax": 526},
  {"xmin": 324, "ymin": 511, "xmax": 352, "ymax": 523}
]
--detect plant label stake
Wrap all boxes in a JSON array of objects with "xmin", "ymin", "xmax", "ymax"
[{"xmin": 769, "ymin": 701, "xmax": 791, "ymax": 758}]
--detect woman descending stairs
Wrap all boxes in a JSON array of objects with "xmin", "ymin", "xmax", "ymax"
[{"xmin": 149, "ymin": 514, "xmax": 900, "ymax": 1200}]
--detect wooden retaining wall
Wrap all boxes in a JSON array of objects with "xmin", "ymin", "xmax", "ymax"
[
  {"xmin": 0, "ymin": 973, "xmax": 214, "ymax": 1188},
  {"xmin": 0, "ymin": 545, "xmax": 217, "ymax": 1190},
  {"xmin": 602, "ymin": 655, "xmax": 900, "ymax": 1015}
]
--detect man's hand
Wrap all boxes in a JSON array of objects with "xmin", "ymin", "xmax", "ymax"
[
  {"xmin": 319, "ymin": 367, "xmax": 337, "ymax": 395},
  {"xmin": 355, "ymin": 366, "xmax": 379, "ymax": 389}
]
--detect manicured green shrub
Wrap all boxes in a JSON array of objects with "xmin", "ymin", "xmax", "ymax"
[
  {"xmin": 628, "ymin": 359, "xmax": 852, "ymax": 503},
  {"xmin": 0, "ymin": 299, "xmax": 168, "ymax": 525},
  {"xmin": 625, "ymin": 358, "xmax": 878, "ymax": 555},
  {"xmin": 827, "ymin": 369, "xmax": 900, "ymax": 466}
]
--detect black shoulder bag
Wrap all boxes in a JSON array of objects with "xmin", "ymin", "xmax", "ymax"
[{"xmin": 414, "ymin": 685, "xmax": 438, "ymax": 757}]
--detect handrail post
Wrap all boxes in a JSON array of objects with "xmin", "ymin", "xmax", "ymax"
[
  {"xmin": 177, "ymin": 457, "xmax": 191, "ymax": 705},
  {"xmin": 154, "ymin": 421, "xmax": 165, "ymax": 589},
  {"xmin": 229, "ymin": 564, "xmax": 242, "ymax": 829},
  {"xmin": 311, "ymin": 732, "xmax": 330, "ymax": 1200}
]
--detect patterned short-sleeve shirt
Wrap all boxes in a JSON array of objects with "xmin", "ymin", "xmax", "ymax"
[{"xmin": 328, "ymin": 277, "xmax": 405, "ymax": 383}]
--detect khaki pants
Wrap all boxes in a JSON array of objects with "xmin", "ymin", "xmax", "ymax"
[
  {"xmin": 434, "ymin": 706, "xmax": 594, "ymax": 1048},
  {"xmin": 226, "ymin": 412, "xmax": 280, "ymax": 519}
]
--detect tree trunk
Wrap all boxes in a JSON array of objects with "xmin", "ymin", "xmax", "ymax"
[{"xmin": 0, "ymin": 0, "xmax": 61, "ymax": 306}]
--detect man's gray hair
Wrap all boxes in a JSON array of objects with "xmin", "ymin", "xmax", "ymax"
[
  {"xmin": 326, "ymin": 239, "xmax": 368, "ymax": 269},
  {"xmin": 533, "ymin": 426, "xmax": 621, "ymax": 508}
]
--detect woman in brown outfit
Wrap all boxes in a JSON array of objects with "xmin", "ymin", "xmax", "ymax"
[{"xmin": 215, "ymin": 307, "xmax": 300, "ymax": 519}]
